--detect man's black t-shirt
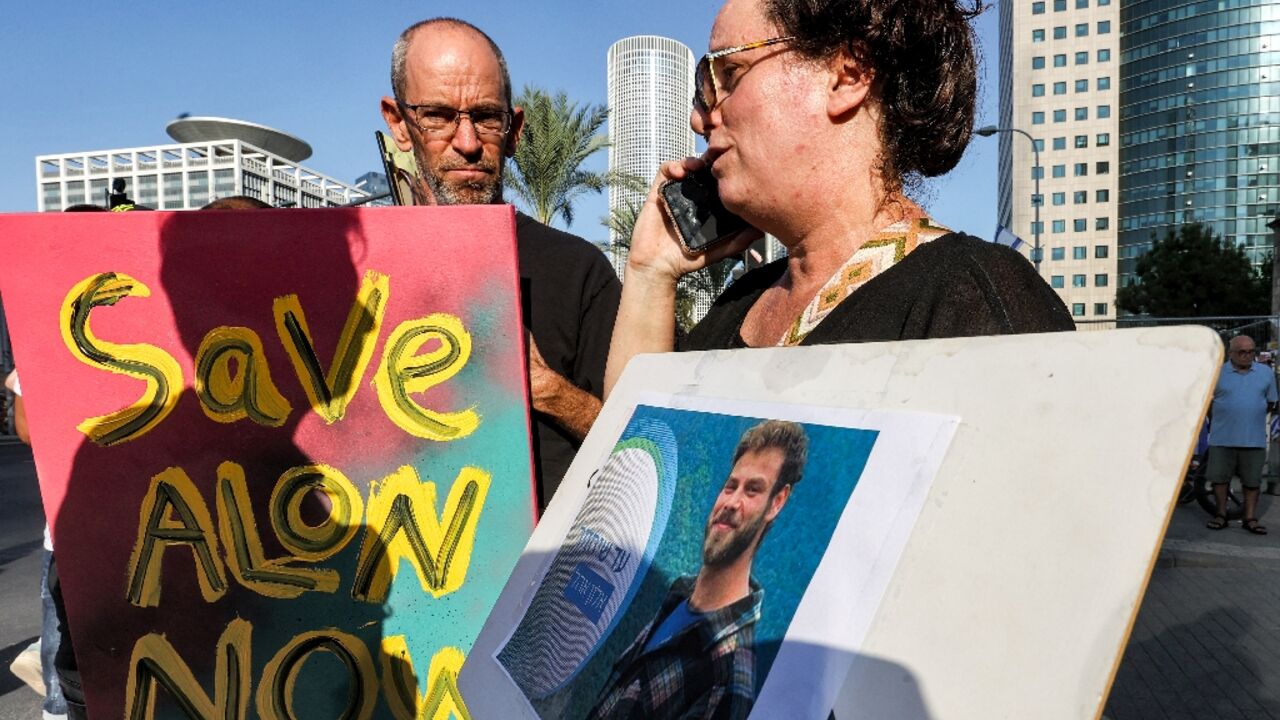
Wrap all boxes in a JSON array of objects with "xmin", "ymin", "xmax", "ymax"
[{"xmin": 515, "ymin": 212, "xmax": 620, "ymax": 510}]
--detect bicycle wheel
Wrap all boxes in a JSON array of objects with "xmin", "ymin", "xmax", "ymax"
[{"xmin": 1197, "ymin": 475, "xmax": 1245, "ymax": 521}]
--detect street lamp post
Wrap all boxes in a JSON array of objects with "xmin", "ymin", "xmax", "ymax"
[{"xmin": 976, "ymin": 125, "xmax": 1043, "ymax": 272}]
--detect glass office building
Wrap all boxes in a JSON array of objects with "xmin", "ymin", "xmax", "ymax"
[{"xmin": 1118, "ymin": 0, "xmax": 1280, "ymax": 284}]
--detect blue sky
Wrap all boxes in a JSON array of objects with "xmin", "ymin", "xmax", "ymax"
[{"xmin": 0, "ymin": 1, "xmax": 1003, "ymax": 242}]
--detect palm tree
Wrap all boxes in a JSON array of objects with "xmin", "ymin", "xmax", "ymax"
[{"xmin": 507, "ymin": 86, "xmax": 632, "ymax": 228}]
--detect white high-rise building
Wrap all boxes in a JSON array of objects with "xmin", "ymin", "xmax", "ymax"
[
  {"xmin": 606, "ymin": 35, "xmax": 696, "ymax": 257},
  {"xmin": 35, "ymin": 117, "xmax": 366, "ymax": 212},
  {"xmin": 996, "ymin": 0, "xmax": 1120, "ymax": 324}
]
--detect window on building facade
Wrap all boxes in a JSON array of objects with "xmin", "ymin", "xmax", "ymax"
[
  {"xmin": 1075, "ymin": 23, "xmax": 1088, "ymax": 37},
  {"xmin": 1073, "ymin": 163, "xmax": 1087, "ymax": 176},
  {"xmin": 1096, "ymin": 161, "xmax": 1110, "ymax": 174},
  {"xmin": 1074, "ymin": 135, "xmax": 1088, "ymax": 149},
  {"xmin": 1097, "ymin": 20, "xmax": 1111, "ymax": 34},
  {"xmin": 1033, "ymin": 111, "xmax": 1045, "ymax": 124},
  {"xmin": 1075, "ymin": 51, "xmax": 1089, "ymax": 65},
  {"xmin": 1055, "ymin": 54, "xmax": 1067, "ymax": 67},
  {"xmin": 1072, "ymin": 303, "xmax": 1086, "ymax": 317},
  {"xmin": 1054, "ymin": 26, "xmax": 1067, "ymax": 39},
  {"xmin": 1053, "ymin": 164, "xmax": 1066, "ymax": 178},
  {"xmin": 1097, "ymin": 104, "xmax": 1111, "ymax": 118},
  {"xmin": 1052, "ymin": 192, "xmax": 1066, "ymax": 205},
  {"xmin": 1098, "ymin": 48, "xmax": 1111, "ymax": 62},
  {"xmin": 1053, "ymin": 219, "xmax": 1066, "ymax": 233},
  {"xmin": 1095, "ymin": 217, "xmax": 1109, "ymax": 230},
  {"xmin": 1096, "ymin": 188, "xmax": 1109, "ymax": 202},
  {"xmin": 1094, "ymin": 303, "xmax": 1108, "ymax": 316},
  {"xmin": 1052, "ymin": 275, "xmax": 1066, "ymax": 288},
  {"xmin": 1033, "ymin": 1, "xmax": 1045, "ymax": 12},
  {"xmin": 1033, "ymin": 83, "xmax": 1045, "ymax": 97},
  {"xmin": 1073, "ymin": 218, "xmax": 1087, "ymax": 232},
  {"xmin": 1095, "ymin": 274, "xmax": 1109, "ymax": 287},
  {"xmin": 1052, "ymin": 247, "xmax": 1066, "ymax": 260},
  {"xmin": 1075, "ymin": 79, "xmax": 1088, "ymax": 92},
  {"xmin": 1072, "ymin": 274, "xmax": 1087, "ymax": 288},
  {"xmin": 1033, "ymin": 56, "xmax": 1046, "ymax": 69},
  {"xmin": 1076, "ymin": 0, "xmax": 1088, "ymax": 7},
  {"xmin": 1053, "ymin": 136, "xmax": 1067, "ymax": 150},
  {"xmin": 1054, "ymin": 0, "xmax": 1066, "ymax": 10},
  {"xmin": 1054, "ymin": 81, "xmax": 1067, "ymax": 95},
  {"xmin": 1097, "ymin": 76, "xmax": 1111, "ymax": 90},
  {"xmin": 1075, "ymin": 107, "xmax": 1088, "ymax": 120},
  {"xmin": 42, "ymin": 183, "xmax": 61, "ymax": 211},
  {"xmin": 163, "ymin": 173, "xmax": 183, "ymax": 210},
  {"xmin": 1032, "ymin": 221, "xmax": 1044, "ymax": 234},
  {"xmin": 1034, "ymin": 139, "xmax": 1045, "ymax": 151},
  {"xmin": 1033, "ymin": 166, "xmax": 1045, "ymax": 179},
  {"xmin": 1032, "ymin": 193, "xmax": 1044, "ymax": 206},
  {"xmin": 1073, "ymin": 246, "xmax": 1087, "ymax": 259},
  {"xmin": 1033, "ymin": 28, "xmax": 1046, "ymax": 42},
  {"xmin": 1074, "ymin": 190, "xmax": 1087, "ymax": 203},
  {"xmin": 1054, "ymin": 109, "xmax": 1067, "ymax": 122},
  {"xmin": 1096, "ymin": 132, "xmax": 1110, "ymax": 146},
  {"xmin": 1097, "ymin": 0, "xmax": 1109, "ymax": 6},
  {"xmin": 1095, "ymin": 245, "xmax": 1109, "ymax": 258}
]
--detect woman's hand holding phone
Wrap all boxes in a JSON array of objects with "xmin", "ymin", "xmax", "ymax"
[{"xmin": 625, "ymin": 157, "xmax": 761, "ymax": 290}]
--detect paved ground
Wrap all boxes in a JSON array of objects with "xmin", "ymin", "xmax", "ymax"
[
  {"xmin": 1, "ymin": 434, "xmax": 1278, "ymax": 718},
  {"xmin": 0, "ymin": 438, "xmax": 44, "ymax": 720},
  {"xmin": 1103, "ymin": 490, "xmax": 1280, "ymax": 719}
]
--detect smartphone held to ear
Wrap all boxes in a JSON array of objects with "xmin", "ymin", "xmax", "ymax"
[{"xmin": 660, "ymin": 167, "xmax": 753, "ymax": 254}]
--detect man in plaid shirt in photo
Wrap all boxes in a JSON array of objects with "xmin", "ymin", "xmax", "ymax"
[{"xmin": 587, "ymin": 421, "xmax": 808, "ymax": 719}]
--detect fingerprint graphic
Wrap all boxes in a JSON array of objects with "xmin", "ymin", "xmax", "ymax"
[{"xmin": 497, "ymin": 418, "xmax": 677, "ymax": 700}]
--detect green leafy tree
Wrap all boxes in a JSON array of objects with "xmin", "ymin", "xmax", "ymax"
[
  {"xmin": 507, "ymin": 86, "xmax": 636, "ymax": 228},
  {"xmin": 1116, "ymin": 222, "xmax": 1270, "ymax": 317}
]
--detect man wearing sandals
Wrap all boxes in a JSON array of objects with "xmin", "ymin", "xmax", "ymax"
[{"xmin": 1206, "ymin": 334, "xmax": 1277, "ymax": 534}]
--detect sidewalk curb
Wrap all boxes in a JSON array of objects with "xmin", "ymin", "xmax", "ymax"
[{"xmin": 1157, "ymin": 537, "xmax": 1280, "ymax": 569}]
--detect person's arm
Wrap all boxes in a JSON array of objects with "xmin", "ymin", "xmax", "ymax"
[
  {"xmin": 527, "ymin": 332, "xmax": 600, "ymax": 441},
  {"xmin": 13, "ymin": 393, "xmax": 29, "ymax": 445},
  {"xmin": 604, "ymin": 158, "xmax": 759, "ymax": 398}
]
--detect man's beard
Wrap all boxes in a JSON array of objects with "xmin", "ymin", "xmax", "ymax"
[
  {"xmin": 702, "ymin": 505, "xmax": 767, "ymax": 568},
  {"xmin": 411, "ymin": 144, "xmax": 504, "ymax": 206}
]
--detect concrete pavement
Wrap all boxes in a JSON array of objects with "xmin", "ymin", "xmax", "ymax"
[
  {"xmin": 0, "ymin": 437, "xmax": 44, "ymax": 720},
  {"xmin": 1104, "ymin": 489, "xmax": 1280, "ymax": 719}
]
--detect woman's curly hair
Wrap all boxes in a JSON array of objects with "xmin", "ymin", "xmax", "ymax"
[{"xmin": 765, "ymin": 0, "xmax": 982, "ymax": 193}]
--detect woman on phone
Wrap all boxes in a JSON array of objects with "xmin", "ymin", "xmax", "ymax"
[{"xmin": 605, "ymin": 0, "xmax": 1072, "ymax": 394}]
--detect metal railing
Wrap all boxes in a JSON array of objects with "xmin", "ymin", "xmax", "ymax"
[{"xmin": 1077, "ymin": 315, "xmax": 1280, "ymax": 348}]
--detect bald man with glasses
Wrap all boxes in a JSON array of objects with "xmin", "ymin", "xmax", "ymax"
[
  {"xmin": 1206, "ymin": 334, "xmax": 1277, "ymax": 533},
  {"xmin": 380, "ymin": 18, "xmax": 621, "ymax": 510}
]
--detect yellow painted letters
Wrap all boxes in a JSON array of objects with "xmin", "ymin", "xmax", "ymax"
[
  {"xmin": 216, "ymin": 462, "xmax": 338, "ymax": 598},
  {"xmin": 126, "ymin": 466, "xmax": 228, "ymax": 608},
  {"xmin": 124, "ymin": 618, "xmax": 251, "ymax": 720},
  {"xmin": 274, "ymin": 270, "xmax": 389, "ymax": 424},
  {"xmin": 60, "ymin": 273, "xmax": 183, "ymax": 446},
  {"xmin": 256, "ymin": 629, "xmax": 377, "ymax": 720},
  {"xmin": 268, "ymin": 464, "xmax": 364, "ymax": 562},
  {"xmin": 380, "ymin": 638, "xmax": 472, "ymax": 720},
  {"xmin": 195, "ymin": 327, "xmax": 292, "ymax": 427},
  {"xmin": 374, "ymin": 313, "xmax": 479, "ymax": 441},
  {"xmin": 350, "ymin": 465, "xmax": 490, "ymax": 603}
]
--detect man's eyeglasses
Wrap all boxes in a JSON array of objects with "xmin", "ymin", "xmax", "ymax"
[
  {"xmin": 693, "ymin": 36, "xmax": 794, "ymax": 114},
  {"xmin": 399, "ymin": 102, "xmax": 512, "ymax": 139}
]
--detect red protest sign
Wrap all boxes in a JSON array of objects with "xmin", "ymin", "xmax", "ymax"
[{"xmin": 0, "ymin": 205, "xmax": 535, "ymax": 718}]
